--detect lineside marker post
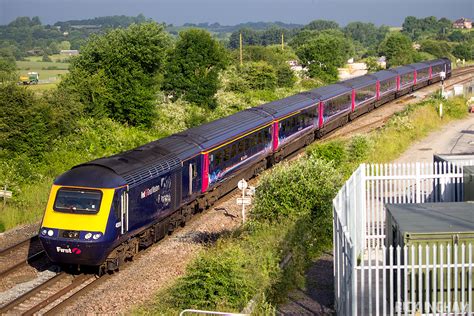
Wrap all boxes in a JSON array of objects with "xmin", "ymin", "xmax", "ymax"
[
  {"xmin": 0, "ymin": 185, "xmax": 12, "ymax": 210},
  {"xmin": 237, "ymin": 179, "xmax": 252, "ymax": 223}
]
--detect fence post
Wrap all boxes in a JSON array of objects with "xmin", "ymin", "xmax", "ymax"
[{"xmin": 415, "ymin": 162, "xmax": 421, "ymax": 203}]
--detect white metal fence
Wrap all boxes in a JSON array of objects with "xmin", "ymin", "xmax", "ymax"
[{"xmin": 333, "ymin": 162, "xmax": 474, "ymax": 316}]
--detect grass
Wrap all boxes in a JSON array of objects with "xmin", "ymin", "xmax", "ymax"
[{"xmin": 16, "ymin": 55, "xmax": 71, "ymax": 92}]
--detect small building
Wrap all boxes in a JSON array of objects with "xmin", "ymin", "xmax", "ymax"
[
  {"xmin": 60, "ymin": 50, "xmax": 79, "ymax": 56},
  {"xmin": 453, "ymin": 17, "xmax": 472, "ymax": 29}
]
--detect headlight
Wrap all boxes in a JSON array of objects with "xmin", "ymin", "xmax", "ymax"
[
  {"xmin": 47, "ymin": 229, "xmax": 54, "ymax": 237},
  {"xmin": 41, "ymin": 229, "xmax": 47, "ymax": 236},
  {"xmin": 85, "ymin": 233, "xmax": 92, "ymax": 240},
  {"xmin": 93, "ymin": 233, "xmax": 101, "ymax": 240}
]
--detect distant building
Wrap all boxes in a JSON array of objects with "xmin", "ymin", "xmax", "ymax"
[
  {"xmin": 60, "ymin": 50, "xmax": 79, "ymax": 56},
  {"xmin": 26, "ymin": 49, "xmax": 43, "ymax": 56},
  {"xmin": 453, "ymin": 17, "xmax": 472, "ymax": 29}
]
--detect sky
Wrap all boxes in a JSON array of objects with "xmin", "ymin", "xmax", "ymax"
[{"xmin": 0, "ymin": 0, "xmax": 473, "ymax": 26}]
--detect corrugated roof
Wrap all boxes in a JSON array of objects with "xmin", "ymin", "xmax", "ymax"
[
  {"xmin": 390, "ymin": 65, "xmax": 414, "ymax": 75},
  {"xmin": 310, "ymin": 83, "xmax": 351, "ymax": 100},
  {"xmin": 340, "ymin": 75, "xmax": 377, "ymax": 89},
  {"xmin": 257, "ymin": 92, "xmax": 318, "ymax": 119},
  {"xmin": 371, "ymin": 70, "xmax": 398, "ymax": 81}
]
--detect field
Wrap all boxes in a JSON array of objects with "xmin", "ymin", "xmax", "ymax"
[{"xmin": 16, "ymin": 54, "xmax": 71, "ymax": 91}]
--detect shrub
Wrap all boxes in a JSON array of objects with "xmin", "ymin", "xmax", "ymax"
[
  {"xmin": 252, "ymin": 156, "xmax": 342, "ymax": 221},
  {"xmin": 170, "ymin": 245, "xmax": 254, "ymax": 310},
  {"xmin": 240, "ymin": 61, "xmax": 277, "ymax": 91}
]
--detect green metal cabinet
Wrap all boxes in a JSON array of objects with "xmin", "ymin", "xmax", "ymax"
[
  {"xmin": 386, "ymin": 202, "xmax": 474, "ymax": 313},
  {"xmin": 464, "ymin": 165, "xmax": 474, "ymax": 202}
]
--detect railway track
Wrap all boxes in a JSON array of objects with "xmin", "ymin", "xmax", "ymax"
[
  {"xmin": 0, "ymin": 272, "xmax": 98, "ymax": 315},
  {"xmin": 0, "ymin": 235, "xmax": 49, "ymax": 280},
  {"xmin": 0, "ymin": 65, "xmax": 473, "ymax": 314}
]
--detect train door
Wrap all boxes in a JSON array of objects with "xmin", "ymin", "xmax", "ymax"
[
  {"xmin": 182, "ymin": 158, "xmax": 200, "ymax": 201},
  {"xmin": 120, "ymin": 190, "xmax": 129, "ymax": 235}
]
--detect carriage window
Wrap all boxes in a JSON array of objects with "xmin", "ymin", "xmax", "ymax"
[
  {"xmin": 215, "ymin": 151, "xmax": 222, "ymax": 166},
  {"xmin": 224, "ymin": 146, "xmax": 231, "ymax": 161},
  {"xmin": 380, "ymin": 79, "xmax": 396, "ymax": 94},
  {"xmin": 54, "ymin": 188, "xmax": 102, "ymax": 214},
  {"xmin": 401, "ymin": 72, "xmax": 414, "ymax": 86},
  {"xmin": 417, "ymin": 68, "xmax": 429, "ymax": 80},
  {"xmin": 355, "ymin": 84, "xmax": 376, "ymax": 104},
  {"xmin": 230, "ymin": 143, "xmax": 237, "ymax": 157},
  {"xmin": 238, "ymin": 140, "xmax": 245, "ymax": 153},
  {"xmin": 324, "ymin": 93, "xmax": 352, "ymax": 118}
]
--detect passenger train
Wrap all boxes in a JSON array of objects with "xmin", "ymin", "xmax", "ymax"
[{"xmin": 39, "ymin": 58, "xmax": 451, "ymax": 272}]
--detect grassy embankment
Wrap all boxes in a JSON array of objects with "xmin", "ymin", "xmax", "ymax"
[{"xmin": 136, "ymin": 96, "xmax": 468, "ymax": 314}]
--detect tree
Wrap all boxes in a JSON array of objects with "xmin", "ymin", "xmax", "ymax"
[
  {"xmin": 344, "ymin": 22, "xmax": 378, "ymax": 48},
  {"xmin": 240, "ymin": 61, "xmax": 277, "ymax": 90},
  {"xmin": 448, "ymin": 30, "xmax": 468, "ymax": 42},
  {"xmin": 419, "ymin": 39, "xmax": 451, "ymax": 58},
  {"xmin": 0, "ymin": 50, "xmax": 17, "ymax": 83},
  {"xmin": 163, "ymin": 29, "xmax": 228, "ymax": 109},
  {"xmin": 42, "ymin": 53, "xmax": 52, "ymax": 62},
  {"xmin": 378, "ymin": 32, "xmax": 415, "ymax": 67},
  {"xmin": 275, "ymin": 63, "xmax": 296, "ymax": 88},
  {"xmin": 304, "ymin": 20, "xmax": 339, "ymax": 31},
  {"xmin": 296, "ymin": 31, "xmax": 353, "ymax": 82},
  {"xmin": 61, "ymin": 23, "xmax": 171, "ymax": 127},
  {"xmin": 229, "ymin": 28, "xmax": 260, "ymax": 49},
  {"xmin": 0, "ymin": 84, "xmax": 51, "ymax": 159},
  {"xmin": 452, "ymin": 43, "xmax": 473, "ymax": 60},
  {"xmin": 58, "ymin": 41, "xmax": 71, "ymax": 51}
]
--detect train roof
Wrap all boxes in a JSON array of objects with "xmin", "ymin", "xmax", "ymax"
[
  {"xmin": 310, "ymin": 83, "xmax": 351, "ymax": 100},
  {"xmin": 424, "ymin": 59, "xmax": 447, "ymax": 66},
  {"xmin": 340, "ymin": 74, "xmax": 377, "ymax": 89},
  {"xmin": 407, "ymin": 62, "xmax": 430, "ymax": 70},
  {"xmin": 390, "ymin": 65, "xmax": 414, "ymax": 75},
  {"xmin": 71, "ymin": 144, "xmax": 182, "ymax": 187},
  {"xmin": 257, "ymin": 92, "xmax": 319, "ymax": 118},
  {"xmin": 371, "ymin": 70, "xmax": 398, "ymax": 81},
  {"xmin": 177, "ymin": 107, "xmax": 273, "ymax": 151},
  {"xmin": 54, "ymin": 165, "xmax": 127, "ymax": 188}
]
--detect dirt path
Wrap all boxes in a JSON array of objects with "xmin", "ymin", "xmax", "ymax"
[{"xmin": 395, "ymin": 113, "xmax": 474, "ymax": 163}]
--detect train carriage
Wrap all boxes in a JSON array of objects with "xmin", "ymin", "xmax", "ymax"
[
  {"xmin": 392, "ymin": 65, "xmax": 416, "ymax": 97},
  {"xmin": 340, "ymin": 75, "xmax": 378, "ymax": 119},
  {"xmin": 310, "ymin": 83, "xmax": 352, "ymax": 136},
  {"xmin": 371, "ymin": 70, "xmax": 398, "ymax": 107},
  {"xmin": 258, "ymin": 92, "xmax": 319, "ymax": 162},
  {"xmin": 408, "ymin": 62, "xmax": 432, "ymax": 89}
]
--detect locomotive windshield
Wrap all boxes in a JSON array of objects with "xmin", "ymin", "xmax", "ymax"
[{"xmin": 54, "ymin": 188, "xmax": 102, "ymax": 214}]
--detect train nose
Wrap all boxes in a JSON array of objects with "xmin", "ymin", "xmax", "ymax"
[{"xmin": 39, "ymin": 233, "xmax": 110, "ymax": 266}]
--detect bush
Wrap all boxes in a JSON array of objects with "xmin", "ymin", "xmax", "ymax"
[
  {"xmin": 240, "ymin": 61, "xmax": 277, "ymax": 91},
  {"xmin": 275, "ymin": 63, "xmax": 296, "ymax": 88},
  {"xmin": 170, "ymin": 245, "xmax": 254, "ymax": 310},
  {"xmin": 252, "ymin": 156, "xmax": 342, "ymax": 221}
]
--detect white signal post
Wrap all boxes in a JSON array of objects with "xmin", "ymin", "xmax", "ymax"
[
  {"xmin": 237, "ymin": 179, "xmax": 250, "ymax": 223},
  {"xmin": 0, "ymin": 185, "xmax": 12, "ymax": 210},
  {"xmin": 439, "ymin": 71, "xmax": 446, "ymax": 118}
]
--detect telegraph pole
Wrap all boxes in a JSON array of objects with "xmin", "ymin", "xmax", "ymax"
[
  {"xmin": 281, "ymin": 32, "xmax": 284, "ymax": 50},
  {"xmin": 239, "ymin": 32, "xmax": 243, "ymax": 66}
]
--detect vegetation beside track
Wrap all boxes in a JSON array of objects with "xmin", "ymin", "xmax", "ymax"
[{"xmin": 136, "ymin": 95, "xmax": 469, "ymax": 314}]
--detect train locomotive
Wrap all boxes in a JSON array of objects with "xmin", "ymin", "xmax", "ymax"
[{"xmin": 39, "ymin": 58, "xmax": 451, "ymax": 272}]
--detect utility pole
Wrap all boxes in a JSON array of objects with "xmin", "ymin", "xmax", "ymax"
[
  {"xmin": 281, "ymin": 32, "xmax": 284, "ymax": 50},
  {"xmin": 239, "ymin": 32, "xmax": 243, "ymax": 66}
]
